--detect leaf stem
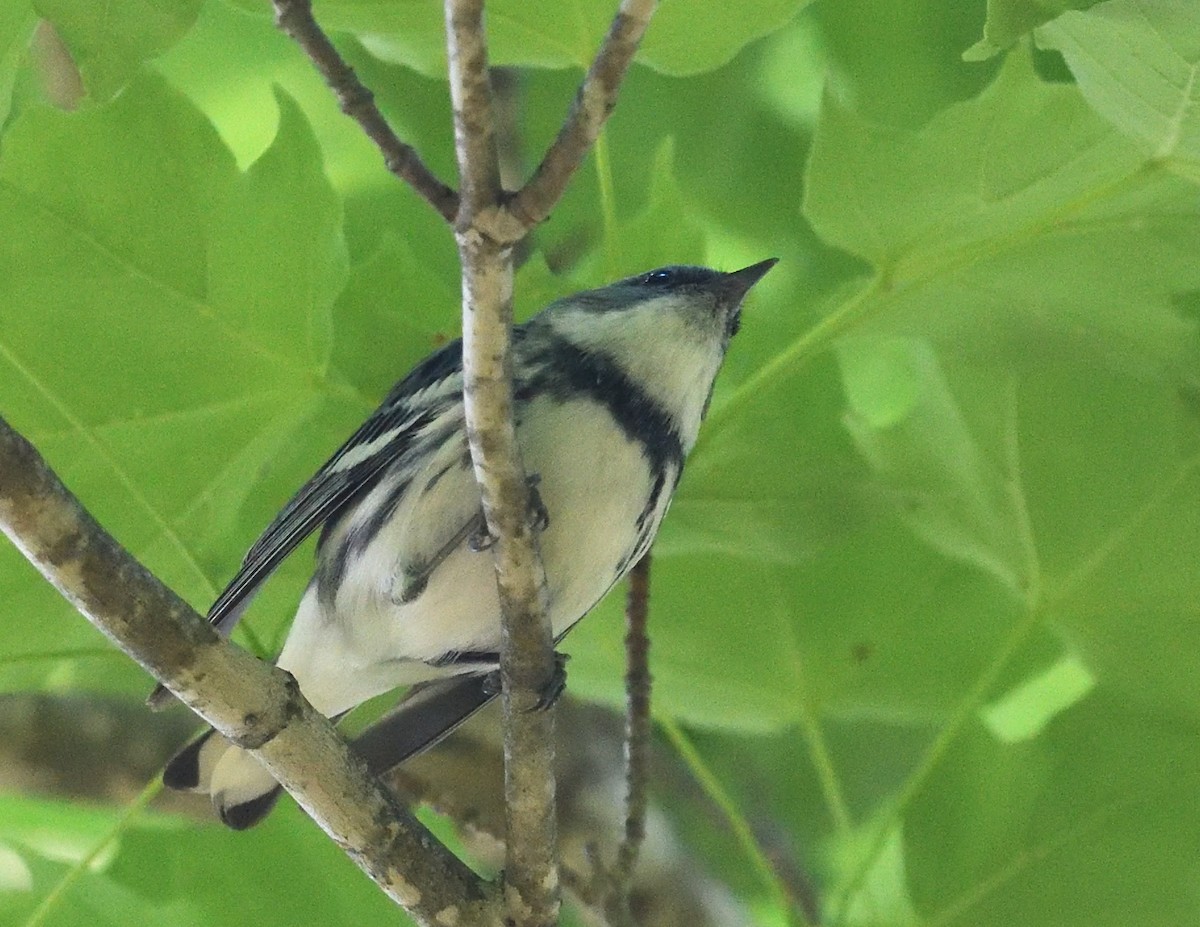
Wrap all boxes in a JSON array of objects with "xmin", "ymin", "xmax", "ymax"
[
  {"xmin": 659, "ymin": 715, "xmax": 812, "ymax": 927},
  {"xmin": 828, "ymin": 603, "xmax": 1042, "ymax": 927},
  {"xmin": 23, "ymin": 776, "xmax": 162, "ymax": 927},
  {"xmin": 593, "ymin": 128, "xmax": 621, "ymax": 276}
]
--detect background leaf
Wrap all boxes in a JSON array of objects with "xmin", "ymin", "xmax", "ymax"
[
  {"xmin": 1037, "ymin": 0, "xmax": 1200, "ymax": 171},
  {"xmin": 280, "ymin": 0, "xmax": 816, "ymax": 77},
  {"xmin": 964, "ymin": 0, "xmax": 1100, "ymax": 61},
  {"xmin": 0, "ymin": 2, "xmax": 35, "ymax": 125},
  {"xmin": 33, "ymin": 0, "xmax": 204, "ymax": 101}
]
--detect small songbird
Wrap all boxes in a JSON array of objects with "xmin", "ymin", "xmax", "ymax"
[{"xmin": 161, "ymin": 259, "xmax": 777, "ymax": 828}]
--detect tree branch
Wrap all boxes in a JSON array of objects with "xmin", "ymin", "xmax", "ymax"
[
  {"xmin": 0, "ymin": 417, "xmax": 494, "ymax": 927},
  {"xmin": 606, "ymin": 553, "xmax": 654, "ymax": 926},
  {"xmin": 388, "ymin": 699, "xmax": 761, "ymax": 927},
  {"xmin": 508, "ymin": 0, "xmax": 659, "ymax": 227},
  {"xmin": 272, "ymin": 0, "xmax": 459, "ymax": 222},
  {"xmin": 446, "ymin": 0, "xmax": 502, "ymax": 219},
  {"xmin": 445, "ymin": 2, "xmax": 560, "ymax": 925}
]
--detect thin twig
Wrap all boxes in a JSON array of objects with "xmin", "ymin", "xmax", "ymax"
[
  {"xmin": 508, "ymin": 0, "xmax": 659, "ymax": 227},
  {"xmin": 386, "ymin": 699, "xmax": 763, "ymax": 927},
  {"xmin": 272, "ymin": 0, "xmax": 459, "ymax": 222},
  {"xmin": 445, "ymin": 2, "xmax": 559, "ymax": 926},
  {"xmin": 606, "ymin": 554, "xmax": 653, "ymax": 925},
  {"xmin": 0, "ymin": 416, "xmax": 494, "ymax": 927}
]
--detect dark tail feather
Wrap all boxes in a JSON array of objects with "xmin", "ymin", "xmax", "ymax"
[
  {"xmin": 162, "ymin": 728, "xmax": 216, "ymax": 790},
  {"xmin": 212, "ymin": 673, "xmax": 493, "ymax": 827},
  {"xmin": 353, "ymin": 674, "xmax": 497, "ymax": 775},
  {"xmin": 160, "ymin": 675, "xmax": 494, "ymax": 829},
  {"xmin": 219, "ymin": 786, "xmax": 283, "ymax": 830}
]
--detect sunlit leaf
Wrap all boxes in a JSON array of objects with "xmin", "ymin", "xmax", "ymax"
[
  {"xmin": 1038, "ymin": 0, "xmax": 1200, "ymax": 169},
  {"xmin": 964, "ymin": 0, "xmax": 1099, "ymax": 60}
]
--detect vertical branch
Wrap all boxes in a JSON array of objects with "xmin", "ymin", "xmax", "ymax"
[
  {"xmin": 245, "ymin": 0, "xmax": 661, "ymax": 921},
  {"xmin": 445, "ymin": 3, "xmax": 559, "ymax": 926},
  {"xmin": 446, "ymin": 0, "xmax": 502, "ymax": 215},
  {"xmin": 14, "ymin": 0, "xmax": 664, "ymax": 920},
  {"xmin": 606, "ymin": 553, "xmax": 654, "ymax": 925}
]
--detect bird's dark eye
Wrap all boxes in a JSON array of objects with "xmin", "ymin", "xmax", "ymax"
[{"xmin": 643, "ymin": 269, "xmax": 673, "ymax": 286}]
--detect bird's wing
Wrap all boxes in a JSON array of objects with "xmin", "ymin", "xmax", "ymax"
[
  {"xmin": 208, "ymin": 339, "xmax": 465, "ymax": 636},
  {"xmin": 147, "ymin": 341, "xmax": 465, "ymax": 709},
  {"xmin": 206, "ymin": 409, "xmax": 426, "ymax": 634}
]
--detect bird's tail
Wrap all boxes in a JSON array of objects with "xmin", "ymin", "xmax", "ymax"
[
  {"xmin": 352, "ymin": 672, "xmax": 497, "ymax": 772},
  {"xmin": 162, "ymin": 674, "xmax": 497, "ymax": 829},
  {"xmin": 163, "ymin": 730, "xmax": 283, "ymax": 830}
]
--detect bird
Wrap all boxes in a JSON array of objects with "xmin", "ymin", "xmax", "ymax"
[{"xmin": 159, "ymin": 259, "xmax": 777, "ymax": 828}]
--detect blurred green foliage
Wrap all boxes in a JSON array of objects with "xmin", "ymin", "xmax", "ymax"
[{"xmin": 2, "ymin": 0, "xmax": 1199, "ymax": 924}]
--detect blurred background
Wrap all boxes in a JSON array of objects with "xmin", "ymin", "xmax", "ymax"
[{"xmin": 2, "ymin": 1, "xmax": 1199, "ymax": 924}]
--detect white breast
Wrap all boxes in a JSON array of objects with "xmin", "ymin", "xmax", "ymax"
[
  {"xmin": 523, "ymin": 394, "xmax": 658, "ymax": 624},
  {"xmin": 276, "ymin": 394, "xmax": 660, "ymax": 716}
]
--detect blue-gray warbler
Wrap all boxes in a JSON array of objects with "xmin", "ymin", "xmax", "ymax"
[{"xmin": 161, "ymin": 259, "xmax": 776, "ymax": 828}]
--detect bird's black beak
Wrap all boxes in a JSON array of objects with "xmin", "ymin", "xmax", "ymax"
[
  {"xmin": 717, "ymin": 259, "xmax": 777, "ymax": 339},
  {"xmin": 720, "ymin": 258, "xmax": 778, "ymax": 303}
]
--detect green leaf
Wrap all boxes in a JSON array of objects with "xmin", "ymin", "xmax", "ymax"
[
  {"xmin": 906, "ymin": 694, "xmax": 1200, "ymax": 927},
  {"xmin": 107, "ymin": 805, "xmax": 404, "ymax": 927},
  {"xmin": 207, "ymin": 88, "xmax": 347, "ymax": 371},
  {"xmin": 0, "ymin": 847, "xmax": 185, "ymax": 927},
  {"xmin": 268, "ymin": 0, "xmax": 807, "ymax": 77},
  {"xmin": 1037, "ymin": 0, "xmax": 1200, "ymax": 169},
  {"xmin": 838, "ymin": 337, "xmax": 1029, "ymax": 593},
  {"xmin": 0, "ymin": 73, "xmax": 356, "ymax": 693},
  {"xmin": 980, "ymin": 654, "xmax": 1095, "ymax": 742},
  {"xmin": 777, "ymin": 514, "xmax": 1051, "ymax": 720},
  {"xmin": 638, "ymin": 0, "xmax": 811, "ymax": 77},
  {"xmin": 816, "ymin": 0, "xmax": 998, "ymax": 128},
  {"xmin": 964, "ymin": 0, "xmax": 1099, "ymax": 61},
  {"xmin": 330, "ymin": 233, "xmax": 459, "ymax": 398},
  {"xmin": 0, "ymin": 72, "xmax": 233, "ymax": 691},
  {"xmin": 566, "ymin": 555, "xmax": 805, "ymax": 732},
  {"xmin": 805, "ymin": 51, "xmax": 1133, "ymax": 265},
  {"xmin": 590, "ymin": 135, "xmax": 707, "ymax": 277},
  {"xmin": 999, "ymin": 355, "xmax": 1200, "ymax": 719},
  {"xmin": 0, "ymin": 2, "xmax": 35, "ymax": 125},
  {"xmin": 672, "ymin": 344, "xmax": 863, "ymax": 568},
  {"xmin": 33, "ymin": 0, "xmax": 203, "ymax": 101},
  {"xmin": 0, "ymin": 794, "xmax": 404, "ymax": 927},
  {"xmin": 802, "ymin": 51, "xmax": 1200, "ymax": 376},
  {"xmin": 826, "ymin": 824, "xmax": 921, "ymax": 927}
]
